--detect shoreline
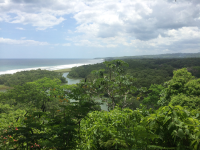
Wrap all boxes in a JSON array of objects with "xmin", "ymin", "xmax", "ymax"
[
  {"xmin": 0, "ymin": 59, "xmax": 105, "ymax": 91},
  {"xmin": 0, "ymin": 59, "xmax": 105, "ymax": 75}
]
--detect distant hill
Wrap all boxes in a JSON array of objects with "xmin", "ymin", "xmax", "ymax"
[{"xmin": 94, "ymin": 52, "xmax": 200, "ymax": 60}]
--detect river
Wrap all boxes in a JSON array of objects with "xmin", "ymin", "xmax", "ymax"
[
  {"xmin": 62, "ymin": 72, "xmax": 108, "ymax": 111},
  {"xmin": 0, "ymin": 89, "xmax": 7, "ymax": 92},
  {"xmin": 0, "ymin": 72, "xmax": 108, "ymax": 111}
]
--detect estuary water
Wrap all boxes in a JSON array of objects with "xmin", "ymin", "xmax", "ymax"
[
  {"xmin": 63, "ymin": 72, "xmax": 108, "ymax": 111},
  {"xmin": 62, "ymin": 72, "xmax": 81, "ymax": 85}
]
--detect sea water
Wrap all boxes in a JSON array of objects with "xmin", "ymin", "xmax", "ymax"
[
  {"xmin": 0, "ymin": 58, "xmax": 108, "ymax": 111},
  {"xmin": 0, "ymin": 58, "xmax": 104, "ymax": 75}
]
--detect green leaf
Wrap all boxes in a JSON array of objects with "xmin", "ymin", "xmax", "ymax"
[{"xmin": 177, "ymin": 128, "xmax": 184, "ymax": 139}]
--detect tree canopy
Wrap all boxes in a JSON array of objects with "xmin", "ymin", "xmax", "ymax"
[
  {"xmin": 0, "ymin": 69, "xmax": 67, "ymax": 87},
  {"xmin": 1, "ymin": 59, "xmax": 200, "ymax": 149}
]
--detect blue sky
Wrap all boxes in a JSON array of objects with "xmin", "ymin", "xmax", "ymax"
[{"xmin": 0, "ymin": 0, "xmax": 200, "ymax": 58}]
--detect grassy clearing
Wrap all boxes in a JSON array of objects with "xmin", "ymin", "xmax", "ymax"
[
  {"xmin": 0, "ymin": 85, "xmax": 13, "ymax": 90},
  {"xmin": 53, "ymin": 68, "xmax": 71, "ymax": 73}
]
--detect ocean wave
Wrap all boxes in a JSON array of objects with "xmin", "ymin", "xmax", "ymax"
[{"xmin": 0, "ymin": 59, "xmax": 104, "ymax": 75}]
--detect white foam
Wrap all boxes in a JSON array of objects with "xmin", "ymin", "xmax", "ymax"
[{"xmin": 0, "ymin": 59, "xmax": 104, "ymax": 75}]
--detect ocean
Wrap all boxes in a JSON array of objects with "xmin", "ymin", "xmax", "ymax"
[
  {"xmin": 0, "ymin": 59, "xmax": 108, "ymax": 111},
  {"xmin": 0, "ymin": 58, "xmax": 108, "ymax": 111},
  {"xmin": 0, "ymin": 58, "xmax": 104, "ymax": 75}
]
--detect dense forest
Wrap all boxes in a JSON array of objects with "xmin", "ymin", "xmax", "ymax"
[
  {"xmin": 95, "ymin": 52, "xmax": 200, "ymax": 59},
  {"xmin": 0, "ymin": 69, "xmax": 67, "ymax": 87},
  {"xmin": 68, "ymin": 58, "xmax": 200, "ymax": 88},
  {"xmin": 0, "ymin": 59, "xmax": 200, "ymax": 149}
]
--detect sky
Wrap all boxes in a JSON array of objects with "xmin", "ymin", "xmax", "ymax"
[{"xmin": 0, "ymin": 0, "xmax": 200, "ymax": 58}]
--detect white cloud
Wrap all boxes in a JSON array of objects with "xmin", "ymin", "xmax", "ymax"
[
  {"xmin": 0, "ymin": 37, "xmax": 49, "ymax": 45},
  {"xmin": 0, "ymin": 0, "xmax": 86, "ymax": 30},
  {"xmin": 106, "ymin": 44, "xmax": 118, "ymax": 48},
  {"xmin": 146, "ymin": 27, "xmax": 200, "ymax": 46},
  {"xmin": 65, "ymin": 0, "xmax": 199, "ymax": 52},
  {"xmin": 10, "ymin": 12, "xmax": 65, "ymax": 30},
  {"xmin": 122, "ymin": 27, "xmax": 200, "ymax": 53},
  {"xmin": 67, "ymin": 30, "xmax": 73, "ymax": 34},
  {"xmin": 16, "ymin": 27, "xmax": 24, "ymax": 30},
  {"xmin": 0, "ymin": 0, "xmax": 200, "ymax": 54},
  {"xmin": 66, "ymin": 35, "xmax": 121, "ymax": 48},
  {"xmin": 74, "ymin": 39, "xmax": 103, "ymax": 47},
  {"xmin": 62, "ymin": 43, "xmax": 71, "ymax": 46},
  {"xmin": 1, "ymin": 0, "xmax": 199, "ymax": 33}
]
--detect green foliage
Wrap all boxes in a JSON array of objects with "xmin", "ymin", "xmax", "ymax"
[
  {"xmin": 1, "ymin": 59, "xmax": 200, "ymax": 149},
  {"xmin": 142, "ymin": 84, "xmax": 164, "ymax": 109},
  {"xmin": 0, "ymin": 84, "xmax": 12, "ymax": 90},
  {"xmin": 105, "ymin": 52, "xmax": 200, "ymax": 59},
  {"xmin": 68, "ymin": 58, "xmax": 200, "ymax": 88},
  {"xmin": 80, "ymin": 59, "xmax": 138, "ymax": 110},
  {"xmin": 189, "ymin": 66, "xmax": 200, "ymax": 77},
  {"xmin": 185, "ymin": 78, "xmax": 200, "ymax": 96},
  {"xmin": 169, "ymin": 94, "xmax": 200, "ymax": 110},
  {"xmin": 80, "ymin": 105, "xmax": 200, "ymax": 150},
  {"xmin": 80, "ymin": 106, "xmax": 157, "ymax": 150},
  {"xmin": 68, "ymin": 63, "xmax": 106, "ymax": 79},
  {"xmin": 0, "ymin": 103, "xmax": 26, "ymax": 132},
  {"xmin": 158, "ymin": 68, "xmax": 200, "ymax": 108},
  {"xmin": 0, "ymin": 77, "xmax": 98, "ymax": 149},
  {"xmin": 145, "ymin": 105, "xmax": 200, "ymax": 149},
  {"xmin": 0, "ymin": 69, "xmax": 67, "ymax": 87}
]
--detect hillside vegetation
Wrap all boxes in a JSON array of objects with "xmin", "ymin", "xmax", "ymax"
[
  {"xmin": 0, "ymin": 59, "xmax": 200, "ymax": 149},
  {"xmin": 68, "ymin": 58, "xmax": 200, "ymax": 88},
  {"xmin": 0, "ymin": 69, "xmax": 67, "ymax": 87},
  {"xmin": 95, "ymin": 52, "xmax": 200, "ymax": 59}
]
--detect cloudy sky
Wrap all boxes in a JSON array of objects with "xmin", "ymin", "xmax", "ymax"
[{"xmin": 0, "ymin": 0, "xmax": 200, "ymax": 58}]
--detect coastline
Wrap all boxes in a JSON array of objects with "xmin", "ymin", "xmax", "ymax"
[
  {"xmin": 0, "ymin": 58, "xmax": 105, "ymax": 75},
  {"xmin": 0, "ymin": 59, "xmax": 105, "ymax": 90}
]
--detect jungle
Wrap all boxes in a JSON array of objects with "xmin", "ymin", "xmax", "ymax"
[{"xmin": 0, "ymin": 58, "xmax": 200, "ymax": 150}]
